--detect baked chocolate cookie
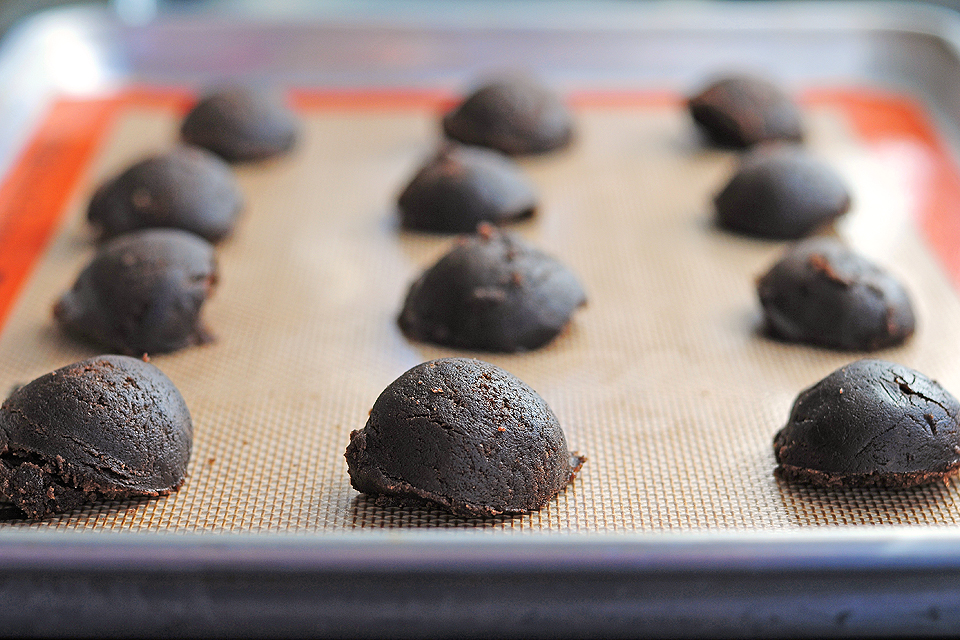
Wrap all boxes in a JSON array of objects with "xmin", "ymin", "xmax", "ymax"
[
  {"xmin": 688, "ymin": 74, "xmax": 804, "ymax": 148},
  {"xmin": 181, "ymin": 87, "xmax": 298, "ymax": 162},
  {"xmin": 398, "ymin": 226, "xmax": 586, "ymax": 352},
  {"xmin": 442, "ymin": 76, "xmax": 574, "ymax": 155},
  {"xmin": 398, "ymin": 145, "xmax": 537, "ymax": 233},
  {"xmin": 88, "ymin": 146, "xmax": 243, "ymax": 243},
  {"xmin": 54, "ymin": 229, "xmax": 217, "ymax": 355},
  {"xmin": 774, "ymin": 359, "xmax": 960, "ymax": 488},
  {"xmin": 345, "ymin": 357, "xmax": 585, "ymax": 516},
  {"xmin": 715, "ymin": 146, "xmax": 851, "ymax": 239},
  {"xmin": 758, "ymin": 238, "xmax": 915, "ymax": 350},
  {"xmin": 0, "ymin": 355, "xmax": 192, "ymax": 519}
]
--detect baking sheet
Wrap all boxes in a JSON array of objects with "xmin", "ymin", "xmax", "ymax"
[
  {"xmin": 6, "ymin": 3, "xmax": 960, "ymax": 636},
  {"xmin": 0, "ymin": 86, "xmax": 958, "ymax": 533}
]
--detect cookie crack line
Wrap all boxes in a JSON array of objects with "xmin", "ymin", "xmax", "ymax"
[
  {"xmin": 850, "ymin": 421, "xmax": 903, "ymax": 461},
  {"xmin": 776, "ymin": 360, "xmax": 960, "ymax": 489},
  {"xmin": 63, "ymin": 435, "xmax": 140, "ymax": 482},
  {"xmin": 404, "ymin": 414, "xmax": 468, "ymax": 438},
  {"xmin": 894, "ymin": 375, "xmax": 955, "ymax": 416}
]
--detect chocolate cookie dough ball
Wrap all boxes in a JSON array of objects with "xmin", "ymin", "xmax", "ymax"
[
  {"xmin": 688, "ymin": 74, "xmax": 804, "ymax": 148},
  {"xmin": 399, "ymin": 226, "xmax": 586, "ymax": 352},
  {"xmin": 181, "ymin": 87, "xmax": 298, "ymax": 162},
  {"xmin": 758, "ymin": 238, "xmax": 915, "ymax": 350},
  {"xmin": 54, "ymin": 229, "xmax": 217, "ymax": 356},
  {"xmin": 442, "ymin": 76, "xmax": 574, "ymax": 155},
  {"xmin": 398, "ymin": 145, "xmax": 537, "ymax": 233},
  {"xmin": 715, "ymin": 146, "xmax": 851, "ymax": 239},
  {"xmin": 88, "ymin": 146, "xmax": 243, "ymax": 243},
  {"xmin": 345, "ymin": 357, "xmax": 585, "ymax": 516},
  {"xmin": 0, "ymin": 355, "xmax": 192, "ymax": 519},
  {"xmin": 774, "ymin": 360, "xmax": 960, "ymax": 488}
]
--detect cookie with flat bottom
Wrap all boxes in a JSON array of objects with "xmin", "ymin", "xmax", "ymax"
[
  {"xmin": 398, "ymin": 145, "xmax": 537, "ymax": 233},
  {"xmin": 345, "ymin": 357, "xmax": 585, "ymax": 516},
  {"xmin": 54, "ymin": 229, "xmax": 217, "ymax": 355},
  {"xmin": 0, "ymin": 355, "xmax": 192, "ymax": 519},
  {"xmin": 757, "ymin": 237, "xmax": 915, "ymax": 350},
  {"xmin": 715, "ymin": 145, "xmax": 850, "ymax": 239},
  {"xmin": 442, "ymin": 76, "xmax": 573, "ymax": 155},
  {"xmin": 688, "ymin": 74, "xmax": 804, "ymax": 148},
  {"xmin": 399, "ymin": 226, "xmax": 586, "ymax": 352},
  {"xmin": 774, "ymin": 359, "xmax": 960, "ymax": 488},
  {"xmin": 88, "ymin": 146, "xmax": 243, "ymax": 243},
  {"xmin": 181, "ymin": 87, "xmax": 298, "ymax": 162}
]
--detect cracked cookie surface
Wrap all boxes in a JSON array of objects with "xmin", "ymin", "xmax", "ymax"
[
  {"xmin": 345, "ymin": 357, "xmax": 585, "ymax": 516},
  {"xmin": 0, "ymin": 355, "xmax": 192, "ymax": 518},
  {"xmin": 774, "ymin": 359, "xmax": 960, "ymax": 487}
]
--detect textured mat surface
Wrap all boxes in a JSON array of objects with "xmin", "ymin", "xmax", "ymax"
[{"xmin": 1, "ymin": 95, "xmax": 959, "ymax": 532}]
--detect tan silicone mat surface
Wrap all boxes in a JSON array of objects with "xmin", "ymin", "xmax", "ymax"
[{"xmin": 2, "ymin": 97, "xmax": 960, "ymax": 533}]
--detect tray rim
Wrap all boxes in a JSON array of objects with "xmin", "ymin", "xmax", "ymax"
[{"xmin": 3, "ymin": 527, "xmax": 960, "ymax": 638}]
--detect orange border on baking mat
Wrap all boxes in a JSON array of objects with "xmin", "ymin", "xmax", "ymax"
[
  {"xmin": 805, "ymin": 88, "xmax": 960, "ymax": 286},
  {"xmin": 0, "ymin": 98, "xmax": 115, "ymax": 330},
  {"xmin": 0, "ymin": 87, "xmax": 957, "ymax": 335}
]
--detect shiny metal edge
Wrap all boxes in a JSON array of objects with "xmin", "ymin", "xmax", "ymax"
[{"xmin": 1, "ymin": 528, "xmax": 960, "ymax": 637}]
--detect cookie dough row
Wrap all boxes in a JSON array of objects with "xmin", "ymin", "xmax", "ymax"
[
  {"xmin": 691, "ymin": 74, "xmax": 960, "ymax": 490},
  {"xmin": 6, "ymin": 74, "xmax": 959, "ymax": 521},
  {"xmin": 0, "ymin": 87, "xmax": 300, "ymax": 518}
]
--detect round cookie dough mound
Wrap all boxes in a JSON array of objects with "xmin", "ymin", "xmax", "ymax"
[
  {"xmin": 758, "ymin": 237, "xmax": 915, "ymax": 351},
  {"xmin": 714, "ymin": 145, "xmax": 851, "ymax": 240},
  {"xmin": 181, "ymin": 86, "xmax": 299, "ymax": 162},
  {"xmin": 398, "ymin": 145, "xmax": 538, "ymax": 233},
  {"xmin": 398, "ymin": 226, "xmax": 586, "ymax": 352},
  {"xmin": 0, "ymin": 355, "xmax": 192, "ymax": 519},
  {"xmin": 54, "ymin": 228, "xmax": 218, "ymax": 356},
  {"xmin": 345, "ymin": 357, "xmax": 585, "ymax": 516},
  {"xmin": 688, "ymin": 74, "xmax": 804, "ymax": 148},
  {"xmin": 88, "ymin": 146, "xmax": 243, "ymax": 243},
  {"xmin": 774, "ymin": 359, "xmax": 960, "ymax": 488},
  {"xmin": 442, "ymin": 76, "xmax": 574, "ymax": 156}
]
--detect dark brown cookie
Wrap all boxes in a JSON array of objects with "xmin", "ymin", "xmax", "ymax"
[
  {"xmin": 180, "ymin": 87, "xmax": 298, "ymax": 162},
  {"xmin": 758, "ymin": 238, "xmax": 915, "ymax": 350},
  {"xmin": 54, "ymin": 229, "xmax": 217, "ymax": 356},
  {"xmin": 345, "ymin": 357, "xmax": 585, "ymax": 516},
  {"xmin": 774, "ymin": 359, "xmax": 960, "ymax": 488},
  {"xmin": 442, "ymin": 76, "xmax": 574, "ymax": 155},
  {"xmin": 688, "ymin": 75, "xmax": 804, "ymax": 148},
  {"xmin": 0, "ymin": 355, "xmax": 192, "ymax": 519},
  {"xmin": 397, "ymin": 145, "xmax": 537, "ymax": 233},
  {"xmin": 87, "ymin": 146, "xmax": 243, "ymax": 243},
  {"xmin": 715, "ymin": 146, "xmax": 851, "ymax": 239},
  {"xmin": 398, "ymin": 226, "xmax": 586, "ymax": 352}
]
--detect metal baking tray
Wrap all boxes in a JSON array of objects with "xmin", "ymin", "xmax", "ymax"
[{"xmin": 5, "ymin": 1, "xmax": 960, "ymax": 636}]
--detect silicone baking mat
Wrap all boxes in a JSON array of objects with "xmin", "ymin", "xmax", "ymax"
[{"xmin": 1, "ymin": 87, "xmax": 959, "ymax": 533}]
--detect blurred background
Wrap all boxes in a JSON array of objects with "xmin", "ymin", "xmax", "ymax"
[
  {"xmin": 2, "ymin": 0, "xmax": 104, "ymax": 35},
  {"xmin": 3, "ymin": 0, "xmax": 960, "ymax": 40}
]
